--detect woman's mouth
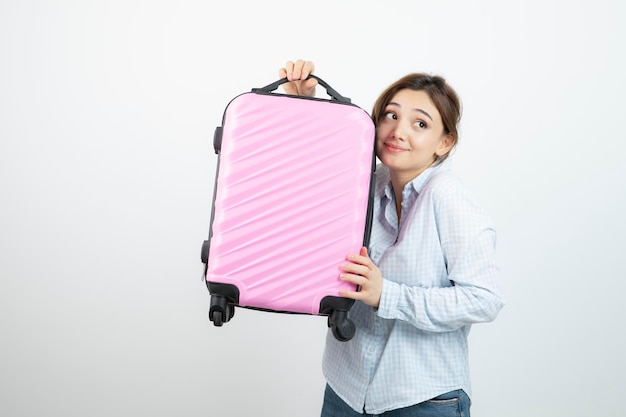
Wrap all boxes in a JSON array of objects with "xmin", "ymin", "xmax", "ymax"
[{"xmin": 384, "ymin": 142, "xmax": 407, "ymax": 152}]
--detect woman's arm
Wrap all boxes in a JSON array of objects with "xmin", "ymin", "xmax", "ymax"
[
  {"xmin": 376, "ymin": 227, "xmax": 504, "ymax": 332},
  {"xmin": 343, "ymin": 179, "xmax": 505, "ymax": 332}
]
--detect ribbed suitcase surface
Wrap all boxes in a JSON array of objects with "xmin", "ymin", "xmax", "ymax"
[{"xmin": 206, "ymin": 91, "xmax": 374, "ymax": 315}]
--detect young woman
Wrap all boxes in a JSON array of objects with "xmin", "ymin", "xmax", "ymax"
[{"xmin": 279, "ymin": 60, "xmax": 505, "ymax": 417}]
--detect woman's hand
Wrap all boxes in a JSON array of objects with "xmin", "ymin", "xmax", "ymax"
[
  {"xmin": 278, "ymin": 59, "xmax": 318, "ymax": 97},
  {"xmin": 339, "ymin": 247, "xmax": 383, "ymax": 308}
]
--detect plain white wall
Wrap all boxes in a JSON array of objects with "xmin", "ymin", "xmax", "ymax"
[{"xmin": 2, "ymin": 1, "xmax": 625, "ymax": 416}]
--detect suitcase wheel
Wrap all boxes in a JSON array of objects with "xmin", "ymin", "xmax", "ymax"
[
  {"xmin": 209, "ymin": 295, "xmax": 235, "ymax": 327},
  {"xmin": 212, "ymin": 310, "xmax": 225, "ymax": 326},
  {"xmin": 328, "ymin": 310, "xmax": 356, "ymax": 342}
]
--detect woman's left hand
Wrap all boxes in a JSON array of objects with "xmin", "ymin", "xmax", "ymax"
[{"xmin": 339, "ymin": 247, "xmax": 383, "ymax": 308}]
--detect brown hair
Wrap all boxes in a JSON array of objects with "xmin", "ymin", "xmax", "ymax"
[{"xmin": 371, "ymin": 73, "xmax": 462, "ymax": 163}]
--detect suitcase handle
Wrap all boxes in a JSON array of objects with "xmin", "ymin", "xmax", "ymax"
[{"xmin": 251, "ymin": 75, "xmax": 351, "ymax": 104}]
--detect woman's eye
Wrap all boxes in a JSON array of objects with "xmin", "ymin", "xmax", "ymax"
[
  {"xmin": 415, "ymin": 120, "xmax": 427, "ymax": 128},
  {"xmin": 384, "ymin": 111, "xmax": 396, "ymax": 120}
]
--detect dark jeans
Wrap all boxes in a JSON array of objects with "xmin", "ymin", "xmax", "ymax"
[{"xmin": 320, "ymin": 384, "xmax": 471, "ymax": 417}]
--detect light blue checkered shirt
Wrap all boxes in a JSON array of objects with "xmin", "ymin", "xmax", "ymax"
[{"xmin": 322, "ymin": 158, "xmax": 505, "ymax": 414}]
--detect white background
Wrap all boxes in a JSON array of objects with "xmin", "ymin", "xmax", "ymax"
[{"xmin": 1, "ymin": 1, "xmax": 625, "ymax": 416}]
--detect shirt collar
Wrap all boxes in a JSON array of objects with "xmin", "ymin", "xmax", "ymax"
[
  {"xmin": 379, "ymin": 158, "xmax": 453, "ymax": 201},
  {"xmin": 409, "ymin": 158, "xmax": 452, "ymax": 194}
]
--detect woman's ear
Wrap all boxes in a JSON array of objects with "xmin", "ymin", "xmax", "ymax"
[{"xmin": 435, "ymin": 134, "xmax": 455, "ymax": 157}]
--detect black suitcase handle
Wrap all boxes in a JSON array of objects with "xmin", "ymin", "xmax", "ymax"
[{"xmin": 251, "ymin": 74, "xmax": 351, "ymax": 104}]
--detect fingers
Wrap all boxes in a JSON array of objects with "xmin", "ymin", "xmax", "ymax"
[
  {"xmin": 344, "ymin": 248, "xmax": 373, "ymax": 270},
  {"xmin": 300, "ymin": 60, "xmax": 315, "ymax": 78},
  {"xmin": 341, "ymin": 262, "xmax": 370, "ymax": 277},
  {"xmin": 339, "ymin": 288, "xmax": 363, "ymax": 300},
  {"xmin": 282, "ymin": 60, "xmax": 295, "ymax": 80},
  {"xmin": 302, "ymin": 77, "xmax": 318, "ymax": 94},
  {"xmin": 339, "ymin": 247, "xmax": 382, "ymax": 307},
  {"xmin": 338, "ymin": 272, "xmax": 379, "ymax": 306},
  {"xmin": 339, "ymin": 271, "xmax": 366, "ymax": 285},
  {"xmin": 339, "ymin": 251, "xmax": 372, "ymax": 285},
  {"xmin": 279, "ymin": 59, "xmax": 317, "ymax": 97},
  {"xmin": 281, "ymin": 59, "xmax": 315, "ymax": 81}
]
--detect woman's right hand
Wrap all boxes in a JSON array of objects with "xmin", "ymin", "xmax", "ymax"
[{"xmin": 278, "ymin": 60, "xmax": 317, "ymax": 97}]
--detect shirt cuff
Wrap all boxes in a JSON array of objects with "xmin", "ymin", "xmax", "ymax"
[{"xmin": 376, "ymin": 278, "xmax": 400, "ymax": 319}]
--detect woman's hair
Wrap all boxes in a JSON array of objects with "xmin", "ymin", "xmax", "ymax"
[{"xmin": 371, "ymin": 73, "xmax": 462, "ymax": 163}]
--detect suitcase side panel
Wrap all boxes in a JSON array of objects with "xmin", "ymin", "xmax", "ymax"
[{"xmin": 206, "ymin": 93, "xmax": 375, "ymax": 315}]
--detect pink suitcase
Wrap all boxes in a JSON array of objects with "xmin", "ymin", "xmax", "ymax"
[{"xmin": 201, "ymin": 75, "xmax": 375, "ymax": 341}]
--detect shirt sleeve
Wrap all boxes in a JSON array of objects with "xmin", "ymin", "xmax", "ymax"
[{"xmin": 376, "ymin": 176, "xmax": 505, "ymax": 332}]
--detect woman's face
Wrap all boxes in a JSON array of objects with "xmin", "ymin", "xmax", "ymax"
[{"xmin": 375, "ymin": 88, "xmax": 452, "ymax": 180}]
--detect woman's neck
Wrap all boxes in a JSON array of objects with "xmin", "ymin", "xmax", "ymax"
[{"xmin": 388, "ymin": 158, "xmax": 436, "ymax": 221}]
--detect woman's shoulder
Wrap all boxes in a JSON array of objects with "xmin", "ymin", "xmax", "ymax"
[
  {"xmin": 423, "ymin": 166, "xmax": 467, "ymax": 199},
  {"xmin": 426, "ymin": 167, "xmax": 493, "ymax": 225},
  {"xmin": 423, "ymin": 166, "xmax": 489, "ymax": 217},
  {"xmin": 375, "ymin": 162, "xmax": 475, "ymax": 203}
]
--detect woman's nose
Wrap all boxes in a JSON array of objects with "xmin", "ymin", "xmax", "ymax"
[{"xmin": 392, "ymin": 121, "xmax": 408, "ymax": 141}]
